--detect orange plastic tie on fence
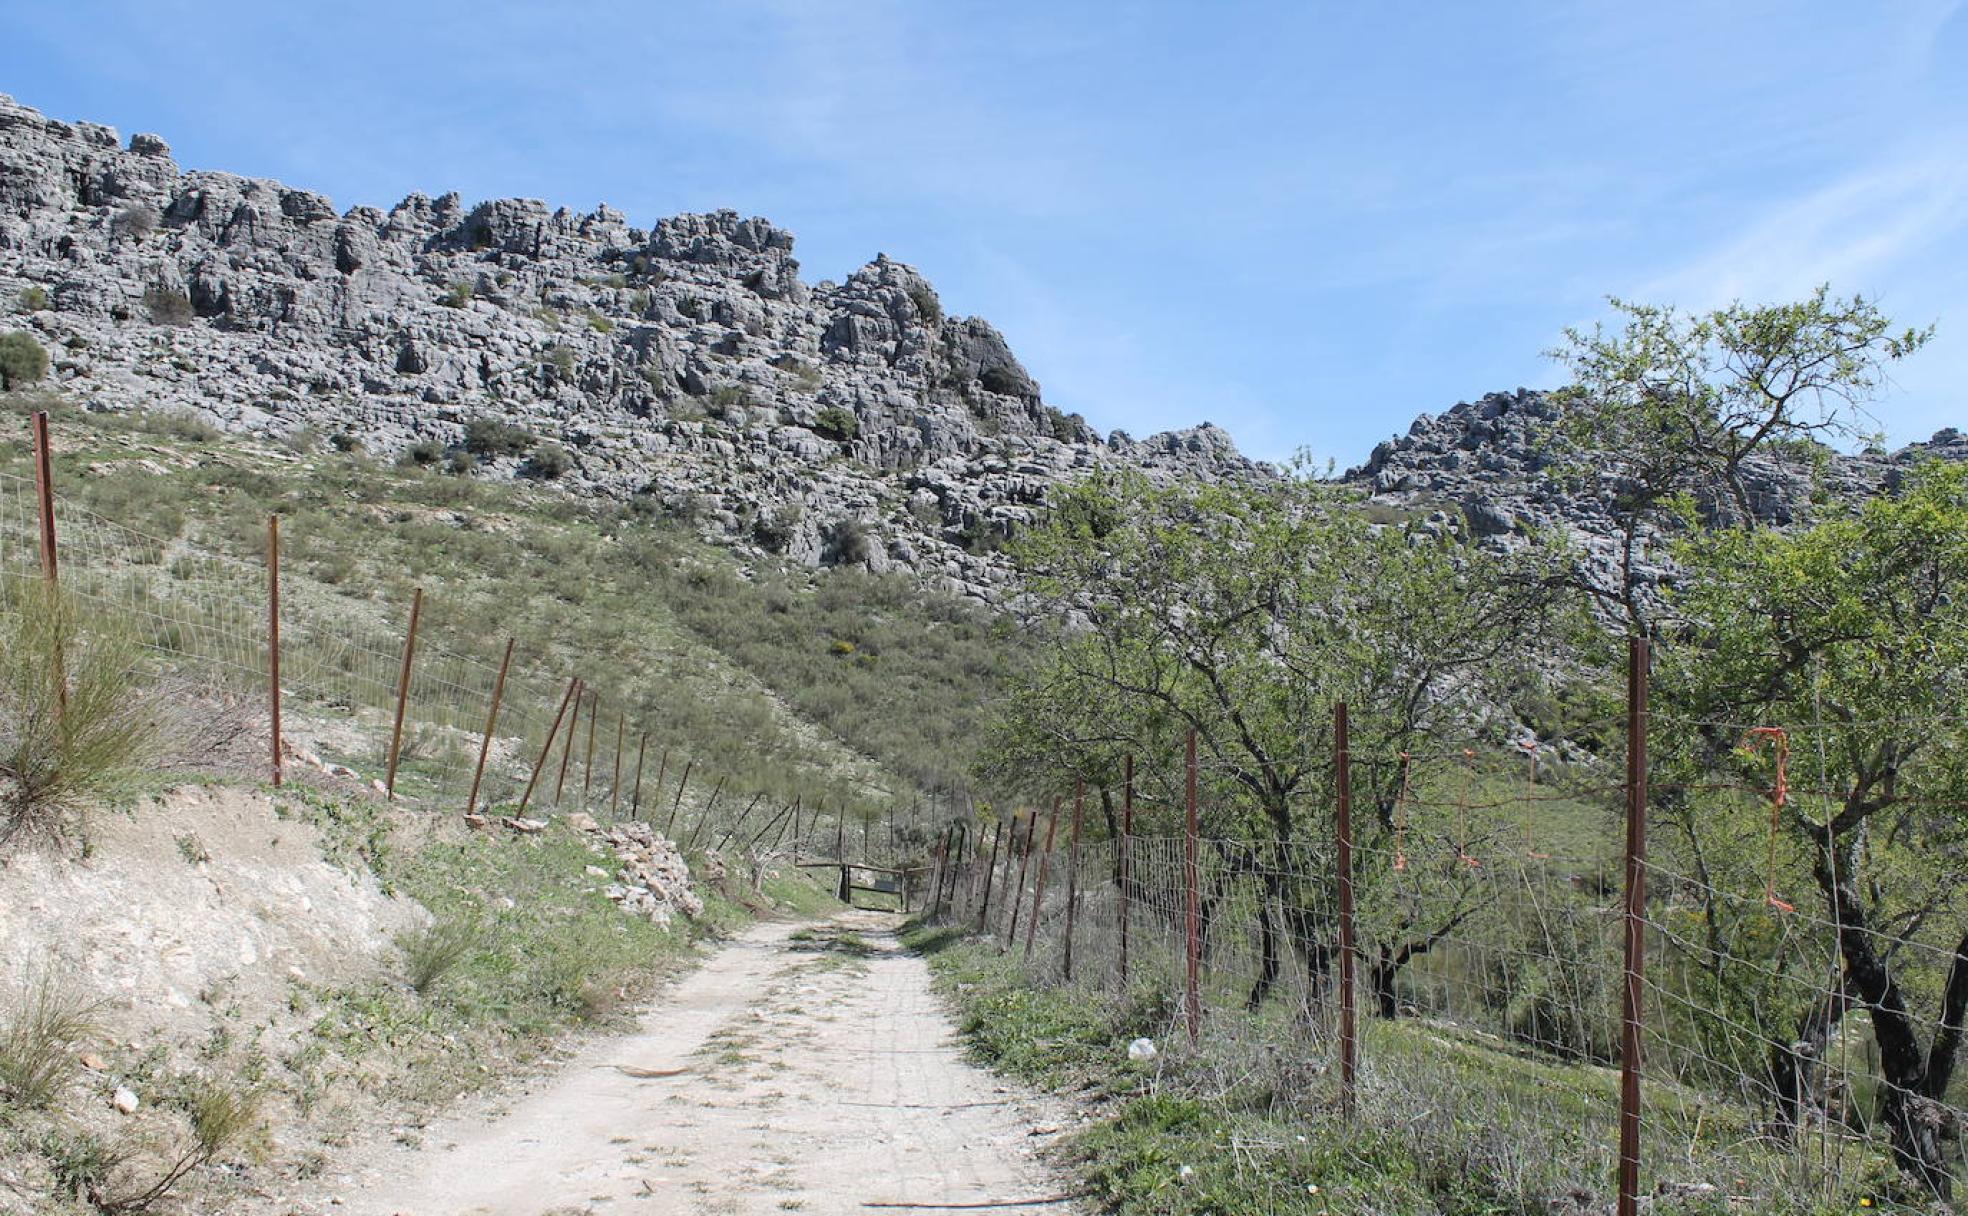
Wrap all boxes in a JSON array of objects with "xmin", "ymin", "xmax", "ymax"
[
  {"xmin": 1520, "ymin": 740, "xmax": 1549, "ymax": 860},
  {"xmin": 1393, "ymin": 752, "xmax": 1411, "ymax": 872},
  {"xmin": 1456, "ymin": 748, "xmax": 1481, "ymax": 868},
  {"xmin": 1743, "ymin": 727, "xmax": 1794, "ymax": 913}
]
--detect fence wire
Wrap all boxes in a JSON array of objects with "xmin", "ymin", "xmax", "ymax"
[{"xmin": 924, "ymin": 712, "xmax": 1968, "ymax": 1210}]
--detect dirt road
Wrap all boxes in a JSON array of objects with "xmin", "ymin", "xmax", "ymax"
[{"xmin": 328, "ymin": 913, "xmax": 1076, "ymax": 1215}]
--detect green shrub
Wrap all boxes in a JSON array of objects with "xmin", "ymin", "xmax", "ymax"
[
  {"xmin": 462, "ymin": 417, "xmax": 537, "ymax": 458},
  {"xmin": 445, "ymin": 450, "xmax": 477, "ymax": 476},
  {"xmin": 113, "ymin": 204, "xmax": 159, "ymax": 240},
  {"xmin": 752, "ymin": 504, "xmax": 802, "ymax": 554},
  {"xmin": 397, "ymin": 917, "xmax": 482, "ymax": 995},
  {"xmin": 0, "ymin": 331, "xmax": 48, "ymax": 389},
  {"xmin": 813, "ymin": 405, "xmax": 858, "ymax": 442},
  {"xmin": 402, "ymin": 438, "xmax": 445, "ymax": 467},
  {"xmin": 810, "ymin": 405, "xmax": 858, "ymax": 442},
  {"xmin": 329, "ymin": 431, "xmax": 362, "ymax": 454},
  {"xmin": 440, "ymin": 280, "xmax": 474, "ymax": 309},
  {"xmin": 16, "ymin": 285, "xmax": 49, "ymax": 313},
  {"xmin": 0, "ymin": 584, "xmax": 166, "ymax": 844},
  {"xmin": 0, "ymin": 972, "xmax": 99, "ymax": 1108},
  {"xmin": 143, "ymin": 283, "xmax": 194, "ymax": 326},
  {"xmin": 907, "ymin": 284, "xmax": 943, "ymax": 326},
  {"xmin": 521, "ymin": 441, "xmax": 571, "ymax": 480},
  {"xmin": 827, "ymin": 519, "xmax": 871, "ymax": 565}
]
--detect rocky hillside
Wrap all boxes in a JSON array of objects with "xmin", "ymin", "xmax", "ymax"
[
  {"xmin": 1344, "ymin": 387, "xmax": 1967, "ymax": 597},
  {"xmin": 0, "ymin": 94, "xmax": 1256, "ymax": 603}
]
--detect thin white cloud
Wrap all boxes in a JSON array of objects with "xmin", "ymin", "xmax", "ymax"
[{"xmin": 1639, "ymin": 148, "xmax": 1968, "ymax": 308}]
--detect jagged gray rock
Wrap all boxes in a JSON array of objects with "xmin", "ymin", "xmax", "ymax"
[
  {"xmin": 0, "ymin": 94, "xmax": 1264, "ymax": 603},
  {"xmin": 1345, "ymin": 387, "xmax": 1966, "ymax": 611}
]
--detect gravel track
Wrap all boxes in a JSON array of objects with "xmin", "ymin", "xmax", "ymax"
[{"xmin": 331, "ymin": 912, "xmax": 1077, "ymax": 1216}]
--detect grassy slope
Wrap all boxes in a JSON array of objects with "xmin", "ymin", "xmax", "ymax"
[
  {"xmin": 0, "ymin": 392, "xmax": 1023, "ymax": 817},
  {"xmin": 909, "ymin": 927, "xmax": 1907, "ymax": 1216}
]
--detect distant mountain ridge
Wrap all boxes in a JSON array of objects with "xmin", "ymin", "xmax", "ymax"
[
  {"xmin": 0, "ymin": 93, "xmax": 1255, "ymax": 603},
  {"xmin": 1342, "ymin": 387, "xmax": 1967, "ymax": 607},
  {"xmin": 2, "ymin": 94, "xmax": 1956, "ymax": 609}
]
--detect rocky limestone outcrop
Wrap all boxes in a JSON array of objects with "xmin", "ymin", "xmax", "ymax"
[
  {"xmin": 0, "ymin": 94, "xmax": 1265, "ymax": 604},
  {"xmin": 1344, "ymin": 387, "xmax": 1967, "ymax": 610}
]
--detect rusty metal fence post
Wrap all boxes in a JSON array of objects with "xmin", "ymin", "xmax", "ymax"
[
  {"xmin": 1335, "ymin": 701, "xmax": 1357, "ymax": 1114},
  {"xmin": 31, "ymin": 411, "xmax": 59, "ymax": 584},
  {"xmin": 266, "ymin": 515, "xmax": 282, "ymax": 788},
  {"xmin": 29, "ymin": 412, "xmax": 65, "ymax": 713},
  {"xmin": 977, "ymin": 819, "xmax": 1003, "ymax": 932},
  {"xmin": 1063, "ymin": 777, "xmax": 1083, "ymax": 981},
  {"xmin": 610, "ymin": 714, "xmax": 625, "ymax": 815},
  {"xmin": 1185, "ymin": 728, "xmax": 1201, "ymax": 1046},
  {"xmin": 1005, "ymin": 812, "xmax": 1036, "ymax": 949},
  {"xmin": 1119, "ymin": 754, "xmax": 1134, "ymax": 989},
  {"xmin": 1619, "ymin": 637, "xmax": 1651, "ymax": 1216},
  {"xmin": 465, "ymin": 636, "xmax": 515, "ymax": 816},
  {"xmin": 518, "ymin": 676, "xmax": 579, "ymax": 814},
  {"xmin": 581, "ymin": 689, "xmax": 600, "ymax": 803},
  {"xmin": 383, "ymin": 587, "xmax": 424, "ymax": 799},
  {"xmin": 1125, "ymin": 751, "xmax": 1141, "ymax": 987},
  {"xmin": 553, "ymin": 677, "xmax": 582, "ymax": 805},
  {"xmin": 1024, "ymin": 801, "xmax": 1060, "ymax": 963},
  {"xmin": 630, "ymin": 733, "xmax": 648, "ymax": 820}
]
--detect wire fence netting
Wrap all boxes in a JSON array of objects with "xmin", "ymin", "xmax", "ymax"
[
  {"xmin": 0, "ymin": 463, "xmax": 857, "ymax": 856},
  {"xmin": 920, "ymin": 708, "xmax": 1968, "ymax": 1209}
]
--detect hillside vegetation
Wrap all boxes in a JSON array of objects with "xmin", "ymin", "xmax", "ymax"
[{"xmin": 0, "ymin": 388, "xmax": 1021, "ymax": 820}]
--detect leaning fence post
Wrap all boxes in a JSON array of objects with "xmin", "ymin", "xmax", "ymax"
[
  {"xmin": 518, "ymin": 676, "xmax": 579, "ymax": 814},
  {"xmin": 1335, "ymin": 701, "xmax": 1358, "ymax": 1115},
  {"xmin": 266, "ymin": 514, "xmax": 282, "ymax": 788},
  {"xmin": 689, "ymin": 776, "xmax": 725, "ymax": 849},
  {"xmin": 1064, "ymin": 777, "xmax": 1084, "ymax": 981},
  {"xmin": 1024, "ymin": 801, "xmax": 1061, "ymax": 963},
  {"xmin": 29, "ymin": 411, "xmax": 65, "ymax": 714},
  {"xmin": 1005, "ymin": 812, "xmax": 1036, "ymax": 949},
  {"xmin": 384, "ymin": 587, "xmax": 424, "ymax": 799},
  {"xmin": 31, "ymin": 411, "xmax": 59, "ymax": 584},
  {"xmin": 1619, "ymin": 637, "xmax": 1651, "ymax": 1216},
  {"xmin": 835, "ymin": 809, "xmax": 849, "ymax": 902},
  {"xmin": 978, "ymin": 819, "xmax": 1004, "ymax": 932},
  {"xmin": 610, "ymin": 714, "xmax": 625, "ymax": 816},
  {"xmin": 1119, "ymin": 754, "xmax": 1134, "ymax": 988},
  {"xmin": 666, "ymin": 759, "xmax": 692, "ymax": 835},
  {"xmin": 465, "ymin": 636, "xmax": 515, "ymax": 816},
  {"xmin": 1185, "ymin": 728, "xmax": 1201, "ymax": 1045},
  {"xmin": 553, "ymin": 678, "xmax": 582, "ymax": 805},
  {"xmin": 630, "ymin": 733, "xmax": 648, "ymax": 820},
  {"xmin": 929, "ymin": 830, "xmax": 951, "ymax": 919},
  {"xmin": 580, "ymin": 689, "xmax": 600, "ymax": 803}
]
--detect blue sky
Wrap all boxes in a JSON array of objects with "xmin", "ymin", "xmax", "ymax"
[{"xmin": 5, "ymin": 2, "xmax": 1965, "ymax": 465}]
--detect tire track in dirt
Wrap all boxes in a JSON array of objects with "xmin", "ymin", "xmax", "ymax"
[{"xmin": 329, "ymin": 912, "xmax": 1077, "ymax": 1215}]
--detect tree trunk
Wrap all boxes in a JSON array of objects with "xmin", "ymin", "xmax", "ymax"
[
  {"xmin": 1247, "ymin": 872, "xmax": 1281, "ymax": 1011},
  {"xmin": 1372, "ymin": 949, "xmax": 1398, "ymax": 1018},
  {"xmin": 1770, "ymin": 983, "xmax": 1848, "ymax": 1139},
  {"xmin": 1815, "ymin": 839, "xmax": 1953, "ymax": 1197}
]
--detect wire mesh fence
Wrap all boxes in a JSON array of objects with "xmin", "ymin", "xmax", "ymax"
[
  {"xmin": 921, "ymin": 653, "xmax": 1968, "ymax": 1210},
  {"xmin": 0, "ymin": 415, "xmax": 870, "ymax": 860}
]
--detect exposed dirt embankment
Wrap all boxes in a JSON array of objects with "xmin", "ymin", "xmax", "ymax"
[
  {"xmin": 0, "ymin": 785, "xmax": 420, "ymax": 1038},
  {"xmin": 0, "ymin": 783, "xmax": 763, "ymax": 1215}
]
